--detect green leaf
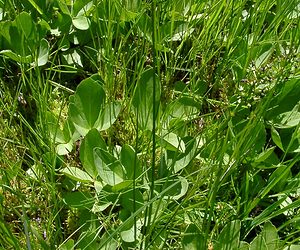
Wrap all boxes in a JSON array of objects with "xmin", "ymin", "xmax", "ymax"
[
  {"xmin": 47, "ymin": 115, "xmax": 80, "ymax": 156},
  {"xmin": 99, "ymin": 231, "xmax": 118, "ymax": 250},
  {"xmin": 279, "ymin": 196, "xmax": 294, "ymax": 216},
  {"xmin": 73, "ymin": 1, "xmax": 94, "ymax": 17},
  {"xmin": 63, "ymin": 118, "xmax": 81, "ymax": 143},
  {"xmin": 159, "ymin": 131, "xmax": 185, "ymax": 152},
  {"xmin": 62, "ymin": 191, "xmax": 93, "ymax": 209},
  {"xmin": 62, "ymin": 49, "xmax": 83, "ymax": 67},
  {"xmin": 94, "ymin": 148, "xmax": 125, "ymax": 186},
  {"xmin": 52, "ymin": 12, "xmax": 72, "ymax": 34},
  {"xmin": 72, "ymin": 16, "xmax": 90, "ymax": 30},
  {"xmin": 167, "ymin": 137, "xmax": 199, "ymax": 173},
  {"xmin": 254, "ymin": 147, "xmax": 276, "ymax": 163},
  {"xmin": 56, "ymin": 143, "xmax": 73, "ymax": 155},
  {"xmin": 46, "ymin": 111, "xmax": 63, "ymax": 142},
  {"xmin": 57, "ymin": 118, "xmax": 80, "ymax": 155},
  {"xmin": 250, "ymin": 161, "xmax": 300, "ymax": 227},
  {"xmin": 15, "ymin": 12, "xmax": 34, "ymax": 40},
  {"xmin": 167, "ymin": 23, "xmax": 194, "ymax": 42},
  {"xmin": 271, "ymin": 126, "xmax": 284, "ymax": 150},
  {"xmin": 58, "ymin": 36, "xmax": 70, "ymax": 51},
  {"xmin": 47, "ymin": 113, "xmax": 72, "ymax": 154},
  {"xmin": 273, "ymin": 127, "xmax": 300, "ymax": 153},
  {"xmin": 132, "ymin": 68, "xmax": 160, "ymax": 131},
  {"xmin": 92, "ymin": 202, "xmax": 113, "ymax": 213},
  {"xmin": 120, "ymin": 189, "xmax": 144, "ymax": 213},
  {"xmin": 266, "ymin": 79, "xmax": 300, "ymax": 120},
  {"xmin": 252, "ymin": 198, "xmax": 300, "ymax": 228},
  {"xmin": 120, "ymin": 222, "xmax": 138, "ymax": 243},
  {"xmin": 69, "ymin": 77, "xmax": 105, "ymax": 136},
  {"xmin": 38, "ymin": 19, "xmax": 51, "ymax": 38},
  {"xmin": 271, "ymin": 103, "xmax": 300, "ymax": 129},
  {"xmin": 119, "ymin": 193, "xmax": 144, "ymax": 242},
  {"xmin": 168, "ymin": 96, "xmax": 200, "ymax": 120},
  {"xmin": 0, "ymin": 21, "xmax": 13, "ymax": 45},
  {"xmin": 284, "ymin": 245, "xmax": 300, "ymax": 250},
  {"xmin": 95, "ymin": 101, "xmax": 121, "ymax": 131},
  {"xmin": 27, "ymin": 0, "xmax": 44, "ymax": 16},
  {"xmin": 136, "ymin": 14, "xmax": 152, "ymax": 42},
  {"xmin": 59, "ymin": 239, "xmax": 74, "ymax": 250},
  {"xmin": 250, "ymin": 222, "xmax": 280, "ymax": 250},
  {"xmin": 80, "ymin": 128, "xmax": 107, "ymax": 178},
  {"xmin": 182, "ymin": 224, "xmax": 205, "ymax": 250},
  {"xmin": 56, "ymin": 0, "xmax": 71, "ymax": 15},
  {"xmin": 111, "ymin": 180, "xmax": 133, "ymax": 192},
  {"xmin": 215, "ymin": 220, "xmax": 241, "ymax": 250},
  {"xmin": 255, "ymin": 164, "xmax": 289, "ymax": 199},
  {"xmin": 160, "ymin": 176, "xmax": 188, "ymax": 200},
  {"xmin": 77, "ymin": 229, "xmax": 100, "ymax": 250},
  {"xmin": 92, "ymin": 191, "xmax": 118, "ymax": 213},
  {"xmin": 120, "ymin": 144, "xmax": 142, "ymax": 180},
  {"xmin": 26, "ymin": 164, "xmax": 43, "ymax": 181},
  {"xmin": 0, "ymin": 50, "xmax": 32, "ymax": 63},
  {"xmin": 239, "ymin": 241, "xmax": 250, "ymax": 250},
  {"xmin": 252, "ymin": 121, "xmax": 266, "ymax": 153},
  {"xmin": 37, "ymin": 38, "xmax": 49, "ymax": 66},
  {"xmin": 122, "ymin": 0, "xmax": 141, "ymax": 13},
  {"xmin": 267, "ymin": 165, "xmax": 291, "ymax": 193},
  {"xmin": 61, "ymin": 166, "xmax": 94, "ymax": 183},
  {"xmin": 255, "ymin": 45, "xmax": 273, "ymax": 68}
]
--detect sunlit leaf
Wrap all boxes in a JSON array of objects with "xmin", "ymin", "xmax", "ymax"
[
  {"xmin": 61, "ymin": 166, "xmax": 94, "ymax": 183},
  {"xmin": 271, "ymin": 127, "xmax": 283, "ymax": 151},
  {"xmin": 159, "ymin": 131, "xmax": 186, "ymax": 152},
  {"xmin": 72, "ymin": 16, "xmax": 90, "ymax": 30},
  {"xmin": 37, "ymin": 38, "xmax": 49, "ymax": 66}
]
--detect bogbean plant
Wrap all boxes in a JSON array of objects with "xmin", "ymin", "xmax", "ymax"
[
  {"xmin": 48, "ymin": 69, "xmax": 194, "ymax": 249},
  {"xmin": 0, "ymin": 0, "xmax": 300, "ymax": 249}
]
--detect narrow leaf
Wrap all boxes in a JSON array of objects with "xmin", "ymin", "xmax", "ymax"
[{"xmin": 215, "ymin": 220, "xmax": 241, "ymax": 250}]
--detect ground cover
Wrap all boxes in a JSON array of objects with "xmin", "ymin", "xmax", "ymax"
[{"xmin": 0, "ymin": 0, "xmax": 300, "ymax": 249}]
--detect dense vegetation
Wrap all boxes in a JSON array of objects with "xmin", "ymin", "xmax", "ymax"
[{"xmin": 0, "ymin": 0, "xmax": 300, "ymax": 249}]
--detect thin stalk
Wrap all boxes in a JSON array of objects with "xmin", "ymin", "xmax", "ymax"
[{"xmin": 145, "ymin": 0, "xmax": 159, "ymax": 248}]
